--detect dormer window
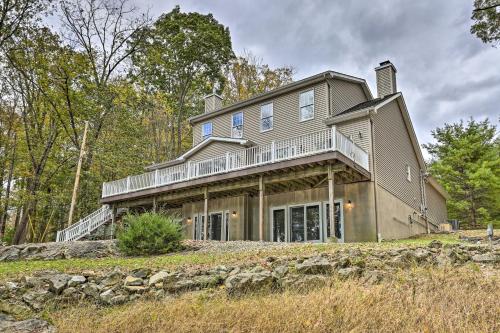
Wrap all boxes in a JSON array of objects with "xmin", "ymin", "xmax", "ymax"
[
  {"xmin": 299, "ymin": 89, "xmax": 314, "ymax": 121},
  {"xmin": 231, "ymin": 112, "xmax": 243, "ymax": 138},
  {"xmin": 202, "ymin": 122, "xmax": 212, "ymax": 140}
]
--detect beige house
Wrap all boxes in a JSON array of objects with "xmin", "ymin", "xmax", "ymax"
[{"xmin": 57, "ymin": 60, "xmax": 448, "ymax": 243}]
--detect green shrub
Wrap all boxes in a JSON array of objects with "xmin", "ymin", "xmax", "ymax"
[
  {"xmin": 1, "ymin": 227, "xmax": 15, "ymax": 245},
  {"xmin": 117, "ymin": 213, "xmax": 183, "ymax": 256}
]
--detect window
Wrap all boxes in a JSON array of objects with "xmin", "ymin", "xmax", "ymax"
[
  {"xmin": 260, "ymin": 103, "xmax": 273, "ymax": 132},
  {"xmin": 201, "ymin": 122, "xmax": 212, "ymax": 140},
  {"xmin": 406, "ymin": 164, "xmax": 412, "ymax": 182},
  {"xmin": 299, "ymin": 89, "xmax": 314, "ymax": 121},
  {"xmin": 231, "ymin": 112, "xmax": 243, "ymax": 138}
]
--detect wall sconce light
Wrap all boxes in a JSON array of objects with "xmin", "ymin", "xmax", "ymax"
[
  {"xmin": 232, "ymin": 211, "xmax": 237, "ymax": 217},
  {"xmin": 347, "ymin": 200, "xmax": 353, "ymax": 209},
  {"xmin": 186, "ymin": 217, "xmax": 192, "ymax": 224}
]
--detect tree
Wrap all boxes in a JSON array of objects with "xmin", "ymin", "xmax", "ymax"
[
  {"xmin": 130, "ymin": 5, "xmax": 234, "ymax": 158},
  {"xmin": 0, "ymin": 0, "xmax": 50, "ymax": 48},
  {"xmin": 423, "ymin": 118, "xmax": 500, "ymax": 228},
  {"xmin": 471, "ymin": 0, "xmax": 500, "ymax": 46},
  {"xmin": 222, "ymin": 51, "xmax": 294, "ymax": 104}
]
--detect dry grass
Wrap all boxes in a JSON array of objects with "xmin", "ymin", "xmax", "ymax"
[{"xmin": 50, "ymin": 267, "xmax": 500, "ymax": 333}]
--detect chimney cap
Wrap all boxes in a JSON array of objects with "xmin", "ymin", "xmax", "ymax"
[{"xmin": 375, "ymin": 60, "xmax": 397, "ymax": 73}]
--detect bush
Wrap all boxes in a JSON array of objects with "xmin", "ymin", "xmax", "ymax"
[{"xmin": 117, "ymin": 213, "xmax": 183, "ymax": 256}]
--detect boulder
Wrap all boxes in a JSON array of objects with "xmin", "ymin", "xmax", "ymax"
[
  {"xmin": 472, "ymin": 253, "xmax": 499, "ymax": 263},
  {"xmin": 0, "ymin": 247, "xmax": 20, "ymax": 261},
  {"xmin": 164, "ymin": 274, "xmax": 223, "ymax": 293},
  {"xmin": 22, "ymin": 290, "xmax": 51, "ymax": 310},
  {"xmin": 48, "ymin": 274, "xmax": 70, "ymax": 294},
  {"xmin": 82, "ymin": 283, "xmax": 100, "ymax": 298},
  {"xmin": 99, "ymin": 289, "xmax": 115, "ymax": 304},
  {"xmin": 124, "ymin": 276, "xmax": 143, "ymax": 287},
  {"xmin": 225, "ymin": 270, "xmax": 275, "ymax": 295},
  {"xmin": 148, "ymin": 271, "xmax": 170, "ymax": 286},
  {"xmin": 428, "ymin": 240, "xmax": 443, "ymax": 249},
  {"xmin": 68, "ymin": 275, "xmax": 86, "ymax": 287},
  {"xmin": 131, "ymin": 268, "xmax": 151, "ymax": 279},
  {"xmin": 295, "ymin": 256, "xmax": 334, "ymax": 275},
  {"xmin": 272, "ymin": 265, "xmax": 289, "ymax": 278},
  {"xmin": 279, "ymin": 274, "xmax": 328, "ymax": 290},
  {"xmin": 337, "ymin": 267, "xmax": 362, "ymax": 279},
  {"xmin": 0, "ymin": 313, "xmax": 55, "ymax": 333},
  {"xmin": 101, "ymin": 271, "xmax": 124, "ymax": 287}
]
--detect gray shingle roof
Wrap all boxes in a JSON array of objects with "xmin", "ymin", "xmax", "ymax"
[{"xmin": 336, "ymin": 92, "xmax": 400, "ymax": 116}]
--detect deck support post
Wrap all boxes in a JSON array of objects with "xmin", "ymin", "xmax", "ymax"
[
  {"xmin": 110, "ymin": 205, "xmax": 117, "ymax": 240},
  {"xmin": 328, "ymin": 165, "xmax": 335, "ymax": 241},
  {"xmin": 152, "ymin": 196, "xmax": 157, "ymax": 213},
  {"xmin": 259, "ymin": 175, "xmax": 265, "ymax": 241},
  {"xmin": 203, "ymin": 187, "xmax": 209, "ymax": 240}
]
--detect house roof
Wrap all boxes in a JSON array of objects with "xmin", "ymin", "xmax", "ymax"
[
  {"xmin": 144, "ymin": 137, "xmax": 253, "ymax": 171},
  {"xmin": 189, "ymin": 70, "xmax": 373, "ymax": 124},
  {"xmin": 335, "ymin": 92, "xmax": 400, "ymax": 117}
]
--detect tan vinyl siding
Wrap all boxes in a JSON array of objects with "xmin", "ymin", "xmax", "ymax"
[
  {"xmin": 330, "ymin": 79, "xmax": 368, "ymax": 116},
  {"xmin": 373, "ymin": 100, "xmax": 422, "ymax": 211},
  {"xmin": 426, "ymin": 183, "xmax": 447, "ymax": 225},
  {"xmin": 376, "ymin": 66, "xmax": 395, "ymax": 97},
  {"xmin": 336, "ymin": 117, "xmax": 372, "ymax": 167},
  {"xmin": 193, "ymin": 82, "xmax": 329, "ymax": 146},
  {"xmin": 186, "ymin": 141, "xmax": 244, "ymax": 162}
]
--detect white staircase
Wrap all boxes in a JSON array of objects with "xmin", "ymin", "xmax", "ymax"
[{"xmin": 56, "ymin": 205, "xmax": 112, "ymax": 242}]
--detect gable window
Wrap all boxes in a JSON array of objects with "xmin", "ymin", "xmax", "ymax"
[
  {"xmin": 406, "ymin": 164, "xmax": 412, "ymax": 182},
  {"xmin": 299, "ymin": 89, "xmax": 314, "ymax": 121},
  {"xmin": 260, "ymin": 103, "xmax": 273, "ymax": 132},
  {"xmin": 201, "ymin": 122, "xmax": 212, "ymax": 140},
  {"xmin": 231, "ymin": 112, "xmax": 243, "ymax": 138}
]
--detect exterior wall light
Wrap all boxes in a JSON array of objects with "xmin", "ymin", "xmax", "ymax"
[
  {"xmin": 186, "ymin": 217, "xmax": 192, "ymax": 224},
  {"xmin": 347, "ymin": 200, "xmax": 353, "ymax": 209},
  {"xmin": 232, "ymin": 211, "xmax": 237, "ymax": 217}
]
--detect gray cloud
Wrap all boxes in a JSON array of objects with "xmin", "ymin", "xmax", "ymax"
[{"xmin": 140, "ymin": 0, "xmax": 499, "ymax": 154}]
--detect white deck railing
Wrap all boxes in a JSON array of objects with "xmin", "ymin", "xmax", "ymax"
[
  {"xmin": 102, "ymin": 127, "xmax": 370, "ymax": 198},
  {"xmin": 56, "ymin": 205, "xmax": 112, "ymax": 242}
]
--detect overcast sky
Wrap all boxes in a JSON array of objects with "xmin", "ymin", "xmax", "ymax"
[{"xmin": 141, "ymin": 1, "xmax": 499, "ymax": 157}]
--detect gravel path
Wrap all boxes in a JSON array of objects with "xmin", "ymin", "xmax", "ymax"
[{"xmin": 182, "ymin": 240, "xmax": 301, "ymax": 254}]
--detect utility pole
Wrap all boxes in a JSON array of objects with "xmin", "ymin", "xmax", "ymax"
[{"xmin": 67, "ymin": 121, "xmax": 89, "ymax": 227}]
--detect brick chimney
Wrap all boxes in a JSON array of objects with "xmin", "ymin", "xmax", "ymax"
[
  {"xmin": 204, "ymin": 92, "xmax": 223, "ymax": 113},
  {"xmin": 375, "ymin": 60, "xmax": 397, "ymax": 98}
]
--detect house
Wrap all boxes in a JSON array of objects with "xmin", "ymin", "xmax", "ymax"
[{"xmin": 56, "ymin": 60, "xmax": 448, "ymax": 243}]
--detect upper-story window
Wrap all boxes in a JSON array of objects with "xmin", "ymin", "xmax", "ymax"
[
  {"xmin": 231, "ymin": 112, "xmax": 243, "ymax": 138},
  {"xmin": 202, "ymin": 122, "xmax": 212, "ymax": 140},
  {"xmin": 299, "ymin": 89, "xmax": 314, "ymax": 121},
  {"xmin": 260, "ymin": 103, "xmax": 273, "ymax": 132},
  {"xmin": 406, "ymin": 164, "xmax": 412, "ymax": 182}
]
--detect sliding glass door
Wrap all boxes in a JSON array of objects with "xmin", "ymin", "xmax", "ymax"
[{"xmin": 288, "ymin": 204, "xmax": 322, "ymax": 242}]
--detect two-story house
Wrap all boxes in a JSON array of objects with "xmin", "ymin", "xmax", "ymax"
[{"xmin": 57, "ymin": 60, "xmax": 448, "ymax": 243}]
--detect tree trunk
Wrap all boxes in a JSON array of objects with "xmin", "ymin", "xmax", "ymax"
[{"xmin": 0, "ymin": 133, "xmax": 16, "ymax": 237}]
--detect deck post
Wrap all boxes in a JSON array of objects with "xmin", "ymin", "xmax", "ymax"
[
  {"xmin": 259, "ymin": 175, "xmax": 265, "ymax": 241},
  {"xmin": 152, "ymin": 196, "xmax": 157, "ymax": 213},
  {"xmin": 110, "ymin": 205, "xmax": 117, "ymax": 240},
  {"xmin": 331, "ymin": 126, "xmax": 336, "ymax": 150},
  {"xmin": 328, "ymin": 165, "xmax": 335, "ymax": 241},
  {"xmin": 203, "ymin": 187, "xmax": 209, "ymax": 240}
]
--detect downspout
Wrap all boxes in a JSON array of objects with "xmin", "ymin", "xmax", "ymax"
[{"xmin": 369, "ymin": 114, "xmax": 381, "ymax": 242}]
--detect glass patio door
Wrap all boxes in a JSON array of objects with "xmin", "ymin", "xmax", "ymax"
[
  {"xmin": 194, "ymin": 214, "xmax": 205, "ymax": 240},
  {"xmin": 289, "ymin": 204, "xmax": 321, "ymax": 242},
  {"xmin": 272, "ymin": 208, "xmax": 286, "ymax": 242},
  {"xmin": 324, "ymin": 201, "xmax": 344, "ymax": 243},
  {"xmin": 208, "ymin": 212, "xmax": 222, "ymax": 240}
]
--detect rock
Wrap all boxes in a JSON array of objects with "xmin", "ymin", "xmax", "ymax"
[
  {"xmin": 124, "ymin": 285, "xmax": 148, "ymax": 293},
  {"xmin": 110, "ymin": 295, "xmax": 128, "ymax": 305},
  {"xmin": 48, "ymin": 274, "xmax": 70, "ymax": 295},
  {"xmin": 148, "ymin": 271, "xmax": 170, "ymax": 286},
  {"xmin": 272, "ymin": 265, "xmax": 289, "ymax": 278},
  {"xmin": 164, "ymin": 274, "xmax": 223, "ymax": 293},
  {"xmin": 0, "ymin": 246, "xmax": 20, "ymax": 261},
  {"xmin": 99, "ymin": 289, "xmax": 115, "ymax": 304},
  {"xmin": 295, "ymin": 256, "xmax": 334, "ymax": 275},
  {"xmin": 68, "ymin": 275, "xmax": 86, "ymax": 287},
  {"xmin": 62, "ymin": 287, "xmax": 80, "ymax": 299},
  {"xmin": 362, "ymin": 270, "xmax": 384, "ymax": 284},
  {"xmin": 0, "ymin": 313, "xmax": 55, "ymax": 333},
  {"xmin": 102, "ymin": 271, "xmax": 124, "ymax": 287},
  {"xmin": 82, "ymin": 282, "xmax": 100, "ymax": 298},
  {"xmin": 22, "ymin": 290, "xmax": 51, "ymax": 310},
  {"xmin": 428, "ymin": 240, "xmax": 443, "ymax": 249},
  {"xmin": 131, "ymin": 268, "xmax": 151, "ymax": 279},
  {"xmin": 337, "ymin": 267, "xmax": 362, "ymax": 279},
  {"xmin": 472, "ymin": 253, "xmax": 499, "ymax": 263},
  {"xmin": 124, "ymin": 276, "xmax": 143, "ymax": 287},
  {"xmin": 413, "ymin": 248, "xmax": 431, "ymax": 262},
  {"xmin": 23, "ymin": 277, "xmax": 47, "ymax": 289},
  {"xmin": 225, "ymin": 270, "xmax": 275, "ymax": 295},
  {"xmin": 279, "ymin": 274, "xmax": 328, "ymax": 290},
  {"xmin": 5, "ymin": 282, "xmax": 18, "ymax": 291}
]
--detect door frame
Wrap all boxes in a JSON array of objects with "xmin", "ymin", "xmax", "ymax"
[
  {"xmin": 270, "ymin": 206, "xmax": 288, "ymax": 242},
  {"xmin": 322, "ymin": 199, "xmax": 344, "ymax": 243},
  {"xmin": 223, "ymin": 210, "xmax": 230, "ymax": 241},
  {"xmin": 208, "ymin": 211, "xmax": 223, "ymax": 240},
  {"xmin": 288, "ymin": 202, "xmax": 323, "ymax": 243}
]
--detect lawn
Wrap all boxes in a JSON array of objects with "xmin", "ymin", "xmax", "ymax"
[{"xmin": 0, "ymin": 233, "xmax": 463, "ymax": 280}]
